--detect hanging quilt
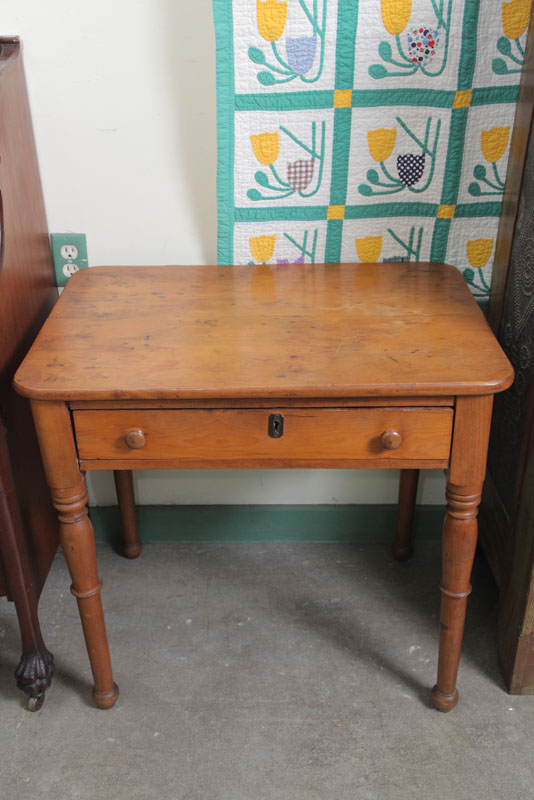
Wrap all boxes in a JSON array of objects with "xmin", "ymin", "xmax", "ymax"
[{"xmin": 213, "ymin": 0, "xmax": 530, "ymax": 305}]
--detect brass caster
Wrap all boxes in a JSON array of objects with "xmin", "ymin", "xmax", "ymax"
[{"xmin": 27, "ymin": 693, "xmax": 45, "ymax": 712}]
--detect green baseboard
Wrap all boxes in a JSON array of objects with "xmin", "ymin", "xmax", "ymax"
[{"xmin": 89, "ymin": 504, "xmax": 445, "ymax": 544}]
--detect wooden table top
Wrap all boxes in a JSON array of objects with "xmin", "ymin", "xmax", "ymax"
[{"xmin": 14, "ymin": 263, "xmax": 513, "ymax": 401}]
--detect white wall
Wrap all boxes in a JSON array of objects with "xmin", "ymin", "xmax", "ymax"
[{"xmin": 3, "ymin": 0, "xmax": 444, "ymax": 505}]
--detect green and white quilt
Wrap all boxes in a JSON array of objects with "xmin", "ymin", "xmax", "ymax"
[{"xmin": 213, "ymin": 0, "xmax": 530, "ymax": 303}]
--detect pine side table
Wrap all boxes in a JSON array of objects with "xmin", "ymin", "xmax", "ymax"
[{"xmin": 14, "ymin": 263, "xmax": 513, "ymax": 711}]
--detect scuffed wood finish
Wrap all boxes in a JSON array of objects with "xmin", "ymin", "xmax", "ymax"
[
  {"xmin": 14, "ymin": 263, "xmax": 513, "ymax": 401},
  {"xmin": 113, "ymin": 471, "xmax": 142, "ymax": 559},
  {"xmin": 15, "ymin": 263, "xmax": 513, "ymax": 710},
  {"xmin": 30, "ymin": 401, "xmax": 118, "ymax": 709},
  {"xmin": 73, "ymin": 407, "xmax": 453, "ymax": 466}
]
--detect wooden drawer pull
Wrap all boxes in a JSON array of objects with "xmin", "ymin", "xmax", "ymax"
[
  {"xmin": 125, "ymin": 428, "xmax": 146, "ymax": 449},
  {"xmin": 380, "ymin": 430, "xmax": 402, "ymax": 450}
]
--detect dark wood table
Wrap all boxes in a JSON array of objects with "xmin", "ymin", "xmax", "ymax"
[{"xmin": 14, "ymin": 262, "xmax": 513, "ymax": 711}]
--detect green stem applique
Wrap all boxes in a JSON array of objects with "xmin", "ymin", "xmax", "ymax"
[
  {"xmin": 463, "ymin": 268, "xmax": 490, "ymax": 297},
  {"xmin": 469, "ymin": 161, "xmax": 506, "ymax": 197},
  {"xmin": 284, "ymin": 228, "xmax": 318, "ymax": 262},
  {"xmin": 387, "ymin": 226, "xmax": 424, "ymax": 261},
  {"xmin": 493, "ymin": 35, "xmax": 526, "ymax": 75}
]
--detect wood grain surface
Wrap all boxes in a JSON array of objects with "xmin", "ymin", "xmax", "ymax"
[{"xmin": 14, "ymin": 263, "xmax": 513, "ymax": 401}]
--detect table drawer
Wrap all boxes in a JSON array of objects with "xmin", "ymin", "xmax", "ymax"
[{"xmin": 73, "ymin": 407, "xmax": 453, "ymax": 464}]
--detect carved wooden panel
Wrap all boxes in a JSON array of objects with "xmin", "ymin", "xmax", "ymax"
[
  {"xmin": 488, "ymin": 117, "xmax": 534, "ymax": 514},
  {"xmin": 482, "ymin": 11, "xmax": 534, "ymax": 693}
]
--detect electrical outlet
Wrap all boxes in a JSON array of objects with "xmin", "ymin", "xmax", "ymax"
[{"xmin": 50, "ymin": 233, "xmax": 89, "ymax": 287}]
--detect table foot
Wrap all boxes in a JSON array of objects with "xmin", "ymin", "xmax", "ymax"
[
  {"xmin": 123, "ymin": 541, "xmax": 143, "ymax": 559},
  {"xmin": 93, "ymin": 682, "xmax": 120, "ymax": 709},
  {"xmin": 431, "ymin": 685, "xmax": 459, "ymax": 712},
  {"xmin": 15, "ymin": 649, "xmax": 54, "ymax": 707},
  {"xmin": 391, "ymin": 543, "xmax": 413, "ymax": 561}
]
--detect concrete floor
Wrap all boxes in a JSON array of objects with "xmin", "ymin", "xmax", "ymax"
[{"xmin": 1, "ymin": 541, "xmax": 533, "ymax": 800}]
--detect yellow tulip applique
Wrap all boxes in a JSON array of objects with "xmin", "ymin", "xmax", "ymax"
[
  {"xmin": 502, "ymin": 0, "xmax": 530, "ymax": 39},
  {"xmin": 481, "ymin": 127, "xmax": 510, "ymax": 163},
  {"xmin": 250, "ymin": 132, "xmax": 280, "ymax": 166},
  {"xmin": 381, "ymin": 0, "xmax": 412, "ymax": 36},
  {"xmin": 469, "ymin": 127, "xmax": 510, "ymax": 197},
  {"xmin": 250, "ymin": 235, "xmax": 276, "ymax": 264},
  {"xmin": 368, "ymin": 129, "xmax": 397, "ymax": 163},
  {"xmin": 256, "ymin": 0, "xmax": 288, "ymax": 43},
  {"xmin": 355, "ymin": 236, "xmax": 383, "ymax": 263},
  {"xmin": 466, "ymin": 239, "xmax": 494, "ymax": 270}
]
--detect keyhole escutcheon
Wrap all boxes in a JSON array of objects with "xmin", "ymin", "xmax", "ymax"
[{"xmin": 268, "ymin": 413, "xmax": 284, "ymax": 438}]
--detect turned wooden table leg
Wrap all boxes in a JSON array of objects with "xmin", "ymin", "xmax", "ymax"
[
  {"xmin": 31, "ymin": 400, "xmax": 119, "ymax": 709},
  {"xmin": 114, "ymin": 470, "xmax": 142, "ymax": 559},
  {"xmin": 431, "ymin": 482, "xmax": 480, "ymax": 711},
  {"xmin": 55, "ymin": 480, "xmax": 119, "ymax": 708},
  {"xmin": 393, "ymin": 469, "xmax": 419, "ymax": 561},
  {"xmin": 431, "ymin": 396, "xmax": 493, "ymax": 712}
]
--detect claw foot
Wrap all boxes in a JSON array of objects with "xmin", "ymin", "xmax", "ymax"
[{"xmin": 15, "ymin": 649, "xmax": 54, "ymax": 703}]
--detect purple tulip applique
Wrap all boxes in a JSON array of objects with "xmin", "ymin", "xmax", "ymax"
[{"xmin": 286, "ymin": 37, "xmax": 317, "ymax": 76}]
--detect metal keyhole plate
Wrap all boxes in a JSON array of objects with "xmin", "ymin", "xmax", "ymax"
[{"xmin": 268, "ymin": 413, "xmax": 284, "ymax": 438}]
